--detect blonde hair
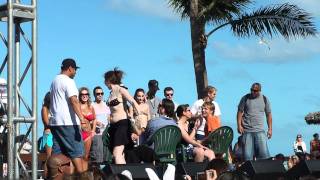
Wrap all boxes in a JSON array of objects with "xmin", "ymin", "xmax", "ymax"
[
  {"xmin": 79, "ymin": 87, "xmax": 91, "ymax": 108},
  {"xmin": 202, "ymin": 101, "xmax": 215, "ymax": 115}
]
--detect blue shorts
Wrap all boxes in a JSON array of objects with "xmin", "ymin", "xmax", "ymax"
[
  {"xmin": 51, "ymin": 125, "xmax": 84, "ymax": 159},
  {"xmin": 39, "ymin": 131, "xmax": 53, "ymax": 150},
  {"xmin": 196, "ymin": 134, "xmax": 206, "ymax": 141}
]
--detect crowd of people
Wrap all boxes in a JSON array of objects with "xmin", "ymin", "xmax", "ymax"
[{"xmin": 35, "ymin": 58, "xmax": 320, "ymax": 180}]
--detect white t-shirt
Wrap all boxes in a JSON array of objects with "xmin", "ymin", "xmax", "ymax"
[
  {"xmin": 190, "ymin": 99, "xmax": 221, "ymax": 116},
  {"xmin": 49, "ymin": 74, "xmax": 79, "ymax": 126},
  {"xmin": 191, "ymin": 99, "xmax": 221, "ymax": 135},
  {"xmin": 293, "ymin": 141, "xmax": 307, "ymax": 153},
  {"xmin": 92, "ymin": 101, "xmax": 110, "ymax": 135}
]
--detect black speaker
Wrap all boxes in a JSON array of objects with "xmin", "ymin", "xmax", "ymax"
[
  {"xmin": 287, "ymin": 160, "xmax": 320, "ymax": 178},
  {"xmin": 239, "ymin": 160, "xmax": 286, "ymax": 179},
  {"xmin": 176, "ymin": 162, "xmax": 208, "ymax": 178},
  {"xmin": 103, "ymin": 163, "xmax": 157, "ymax": 180}
]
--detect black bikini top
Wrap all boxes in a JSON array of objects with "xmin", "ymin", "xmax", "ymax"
[
  {"xmin": 107, "ymin": 85, "xmax": 123, "ymax": 107},
  {"xmin": 107, "ymin": 98, "xmax": 121, "ymax": 107}
]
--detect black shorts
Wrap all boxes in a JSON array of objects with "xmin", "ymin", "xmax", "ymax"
[{"xmin": 108, "ymin": 119, "xmax": 133, "ymax": 151}]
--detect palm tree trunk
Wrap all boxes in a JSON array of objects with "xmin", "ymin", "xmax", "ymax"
[{"xmin": 190, "ymin": 0, "xmax": 208, "ymax": 99}]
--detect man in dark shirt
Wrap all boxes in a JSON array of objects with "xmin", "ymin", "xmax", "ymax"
[{"xmin": 146, "ymin": 80, "xmax": 161, "ymax": 119}]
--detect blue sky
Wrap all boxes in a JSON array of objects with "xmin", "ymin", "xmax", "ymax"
[{"xmin": 32, "ymin": 0, "xmax": 320, "ymax": 156}]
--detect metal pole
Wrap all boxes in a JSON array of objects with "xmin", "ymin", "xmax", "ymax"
[
  {"xmin": 14, "ymin": 23, "xmax": 21, "ymax": 180},
  {"xmin": 7, "ymin": 0, "xmax": 15, "ymax": 179},
  {"xmin": 12, "ymin": 3, "xmax": 36, "ymax": 11},
  {"xmin": 31, "ymin": 0, "xmax": 38, "ymax": 179},
  {"xmin": 1, "ymin": 117, "xmax": 37, "ymax": 123}
]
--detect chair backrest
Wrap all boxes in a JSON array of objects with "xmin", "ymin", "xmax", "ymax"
[
  {"xmin": 206, "ymin": 126, "xmax": 233, "ymax": 158},
  {"xmin": 149, "ymin": 125, "xmax": 181, "ymax": 164}
]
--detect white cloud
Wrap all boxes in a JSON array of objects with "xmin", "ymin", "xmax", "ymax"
[
  {"xmin": 105, "ymin": 0, "xmax": 178, "ymax": 20},
  {"xmin": 211, "ymin": 36, "xmax": 320, "ymax": 63},
  {"xmin": 105, "ymin": 0, "xmax": 320, "ymax": 20},
  {"xmin": 279, "ymin": 0, "xmax": 320, "ymax": 17}
]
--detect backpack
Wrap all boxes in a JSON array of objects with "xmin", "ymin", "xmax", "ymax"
[{"xmin": 243, "ymin": 94, "xmax": 268, "ymax": 111}]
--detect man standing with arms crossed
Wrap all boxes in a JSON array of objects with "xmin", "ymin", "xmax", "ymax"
[
  {"xmin": 237, "ymin": 82, "xmax": 272, "ymax": 161},
  {"xmin": 49, "ymin": 58, "xmax": 89, "ymax": 178}
]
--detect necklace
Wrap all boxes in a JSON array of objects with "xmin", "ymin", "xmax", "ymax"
[{"xmin": 149, "ymin": 98, "xmax": 156, "ymax": 109}]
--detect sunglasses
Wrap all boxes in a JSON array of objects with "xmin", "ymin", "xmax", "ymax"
[
  {"xmin": 251, "ymin": 89, "xmax": 259, "ymax": 92},
  {"xmin": 165, "ymin": 93, "xmax": 173, "ymax": 97},
  {"xmin": 80, "ymin": 93, "xmax": 89, "ymax": 96},
  {"xmin": 95, "ymin": 92, "xmax": 104, "ymax": 96}
]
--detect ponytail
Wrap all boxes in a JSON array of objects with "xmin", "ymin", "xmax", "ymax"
[{"xmin": 104, "ymin": 67, "xmax": 124, "ymax": 85}]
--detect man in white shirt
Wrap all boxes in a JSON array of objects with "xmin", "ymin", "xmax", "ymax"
[
  {"xmin": 90, "ymin": 86, "xmax": 110, "ymax": 164},
  {"xmin": 49, "ymin": 58, "xmax": 88, "ymax": 176},
  {"xmin": 191, "ymin": 86, "xmax": 221, "ymax": 140}
]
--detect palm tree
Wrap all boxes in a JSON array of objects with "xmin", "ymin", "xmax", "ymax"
[
  {"xmin": 168, "ymin": 0, "xmax": 317, "ymax": 98},
  {"xmin": 305, "ymin": 112, "xmax": 320, "ymax": 125}
]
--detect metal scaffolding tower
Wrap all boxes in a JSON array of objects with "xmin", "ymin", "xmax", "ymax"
[{"xmin": 0, "ymin": 0, "xmax": 37, "ymax": 179}]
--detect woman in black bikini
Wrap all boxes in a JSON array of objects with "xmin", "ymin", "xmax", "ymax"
[{"xmin": 104, "ymin": 68, "xmax": 141, "ymax": 164}]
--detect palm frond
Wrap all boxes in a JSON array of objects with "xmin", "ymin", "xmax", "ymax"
[
  {"xmin": 201, "ymin": 0, "xmax": 252, "ymax": 20},
  {"xmin": 168, "ymin": 0, "xmax": 253, "ymax": 22},
  {"xmin": 168, "ymin": 0, "xmax": 190, "ymax": 19},
  {"xmin": 229, "ymin": 3, "xmax": 317, "ymax": 39}
]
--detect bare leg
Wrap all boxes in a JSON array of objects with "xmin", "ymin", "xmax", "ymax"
[
  {"xmin": 44, "ymin": 146, "xmax": 52, "ymax": 178},
  {"xmin": 193, "ymin": 147, "xmax": 205, "ymax": 162},
  {"xmin": 204, "ymin": 149, "xmax": 215, "ymax": 161},
  {"xmin": 71, "ymin": 157, "xmax": 86, "ymax": 173},
  {"xmin": 83, "ymin": 137, "xmax": 92, "ymax": 161},
  {"xmin": 82, "ymin": 158, "xmax": 88, "ymax": 172},
  {"xmin": 113, "ymin": 145, "xmax": 126, "ymax": 164},
  {"xmin": 46, "ymin": 146, "xmax": 52, "ymax": 158}
]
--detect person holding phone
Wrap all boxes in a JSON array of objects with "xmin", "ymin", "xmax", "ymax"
[
  {"xmin": 293, "ymin": 134, "xmax": 307, "ymax": 159},
  {"xmin": 176, "ymin": 104, "xmax": 215, "ymax": 162}
]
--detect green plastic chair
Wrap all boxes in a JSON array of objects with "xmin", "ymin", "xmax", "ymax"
[
  {"xmin": 205, "ymin": 126, "xmax": 233, "ymax": 163},
  {"xmin": 102, "ymin": 126, "xmax": 113, "ymax": 163},
  {"xmin": 147, "ymin": 125, "xmax": 182, "ymax": 164}
]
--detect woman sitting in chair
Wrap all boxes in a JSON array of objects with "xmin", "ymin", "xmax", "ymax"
[{"xmin": 176, "ymin": 104, "xmax": 215, "ymax": 162}]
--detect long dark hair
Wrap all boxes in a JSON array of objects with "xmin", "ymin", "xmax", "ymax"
[
  {"xmin": 161, "ymin": 98, "xmax": 175, "ymax": 118},
  {"xmin": 134, "ymin": 88, "xmax": 145, "ymax": 103},
  {"xmin": 104, "ymin": 67, "xmax": 123, "ymax": 85},
  {"xmin": 176, "ymin": 104, "xmax": 189, "ymax": 118}
]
